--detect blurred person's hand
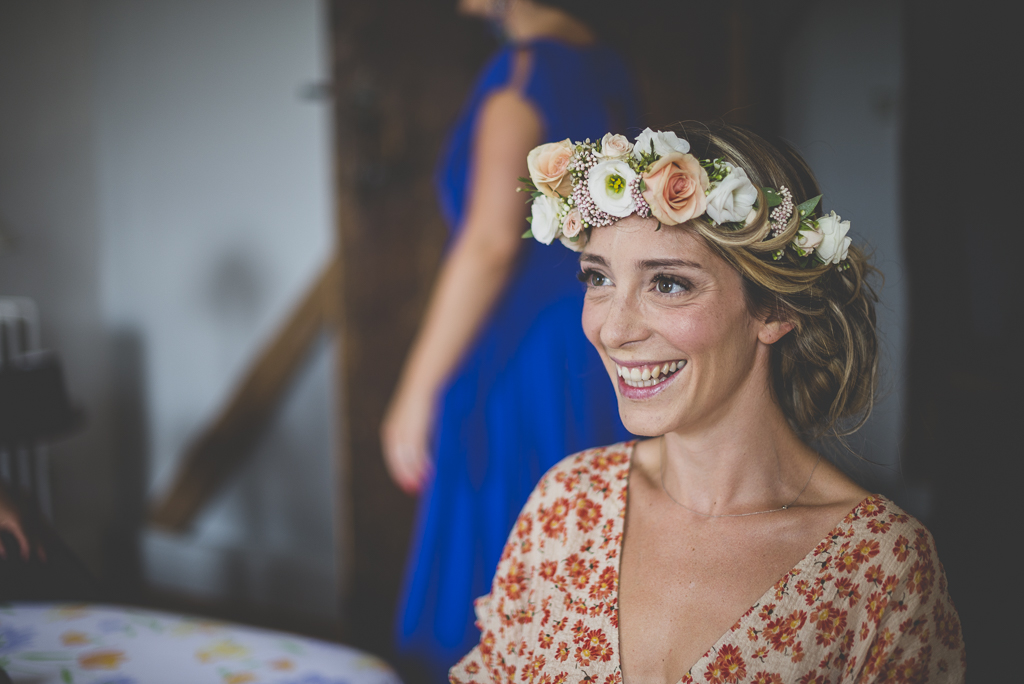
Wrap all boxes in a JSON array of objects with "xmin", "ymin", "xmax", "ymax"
[
  {"xmin": 0, "ymin": 483, "xmax": 44, "ymax": 562},
  {"xmin": 381, "ymin": 386, "xmax": 435, "ymax": 494}
]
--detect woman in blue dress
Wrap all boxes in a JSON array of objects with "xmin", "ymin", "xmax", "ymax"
[{"xmin": 380, "ymin": 0, "xmax": 638, "ymax": 676}]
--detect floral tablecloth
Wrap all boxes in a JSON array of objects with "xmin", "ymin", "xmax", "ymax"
[{"xmin": 0, "ymin": 603, "xmax": 401, "ymax": 684}]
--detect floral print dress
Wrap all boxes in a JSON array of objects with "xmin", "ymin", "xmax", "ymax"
[{"xmin": 449, "ymin": 441, "xmax": 966, "ymax": 683}]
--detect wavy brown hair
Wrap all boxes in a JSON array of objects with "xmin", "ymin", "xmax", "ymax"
[{"xmin": 678, "ymin": 122, "xmax": 879, "ymax": 440}]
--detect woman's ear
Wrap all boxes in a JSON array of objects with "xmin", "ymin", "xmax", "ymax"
[{"xmin": 758, "ymin": 318, "xmax": 794, "ymax": 345}]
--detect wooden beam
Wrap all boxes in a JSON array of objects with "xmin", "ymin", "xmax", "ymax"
[{"xmin": 149, "ymin": 256, "xmax": 340, "ymax": 531}]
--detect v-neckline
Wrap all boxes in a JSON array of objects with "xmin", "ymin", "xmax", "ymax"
[{"xmin": 610, "ymin": 439, "xmax": 876, "ymax": 684}]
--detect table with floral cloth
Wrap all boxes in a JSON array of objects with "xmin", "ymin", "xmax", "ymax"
[{"xmin": 0, "ymin": 603, "xmax": 401, "ymax": 684}]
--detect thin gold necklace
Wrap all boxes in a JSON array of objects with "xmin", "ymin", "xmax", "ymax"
[{"xmin": 658, "ymin": 437, "xmax": 821, "ymax": 518}]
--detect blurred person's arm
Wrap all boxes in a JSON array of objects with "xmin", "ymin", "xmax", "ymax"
[{"xmin": 380, "ymin": 87, "xmax": 542, "ymax": 493}]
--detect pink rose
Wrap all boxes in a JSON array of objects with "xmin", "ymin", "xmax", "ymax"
[
  {"xmin": 527, "ymin": 140, "xmax": 574, "ymax": 198},
  {"xmin": 595, "ymin": 133, "xmax": 632, "ymax": 160},
  {"xmin": 641, "ymin": 153, "xmax": 709, "ymax": 226},
  {"xmin": 561, "ymin": 208, "xmax": 583, "ymax": 238}
]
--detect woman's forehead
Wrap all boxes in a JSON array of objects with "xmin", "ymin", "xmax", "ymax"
[{"xmin": 582, "ymin": 219, "xmax": 712, "ymax": 266}]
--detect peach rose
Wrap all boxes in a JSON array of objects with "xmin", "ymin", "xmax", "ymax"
[
  {"xmin": 527, "ymin": 139, "xmax": 574, "ymax": 198},
  {"xmin": 561, "ymin": 207, "xmax": 583, "ymax": 238},
  {"xmin": 640, "ymin": 152, "xmax": 709, "ymax": 226}
]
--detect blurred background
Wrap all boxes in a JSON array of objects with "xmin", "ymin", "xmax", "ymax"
[{"xmin": 0, "ymin": 0, "xmax": 1016, "ymax": 681}]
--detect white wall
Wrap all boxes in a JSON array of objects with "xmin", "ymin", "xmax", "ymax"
[
  {"xmin": 782, "ymin": 2, "xmax": 914, "ymax": 504},
  {"xmin": 0, "ymin": 0, "xmax": 341, "ymax": 621}
]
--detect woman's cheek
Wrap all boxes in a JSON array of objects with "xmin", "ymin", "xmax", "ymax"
[{"xmin": 581, "ymin": 298, "xmax": 605, "ymax": 351}]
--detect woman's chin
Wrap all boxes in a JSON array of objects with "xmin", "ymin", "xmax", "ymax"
[{"xmin": 616, "ymin": 403, "xmax": 685, "ymax": 439}]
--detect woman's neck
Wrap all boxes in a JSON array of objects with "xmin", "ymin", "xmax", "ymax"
[
  {"xmin": 503, "ymin": 2, "xmax": 595, "ymax": 46},
  {"xmin": 651, "ymin": 382, "xmax": 820, "ymax": 517}
]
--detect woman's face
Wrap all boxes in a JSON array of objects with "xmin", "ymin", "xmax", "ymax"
[{"xmin": 580, "ymin": 215, "xmax": 776, "ymax": 437}]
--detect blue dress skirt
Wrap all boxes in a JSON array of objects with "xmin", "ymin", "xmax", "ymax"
[{"xmin": 395, "ymin": 39, "xmax": 639, "ymax": 678}]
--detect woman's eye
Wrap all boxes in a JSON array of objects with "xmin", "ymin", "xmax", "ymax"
[
  {"xmin": 577, "ymin": 270, "xmax": 610, "ymax": 287},
  {"xmin": 655, "ymin": 277, "xmax": 686, "ymax": 294}
]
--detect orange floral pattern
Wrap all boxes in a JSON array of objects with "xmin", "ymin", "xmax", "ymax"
[
  {"xmin": 450, "ymin": 442, "xmax": 965, "ymax": 683},
  {"xmin": 78, "ymin": 649, "xmax": 127, "ymax": 670}
]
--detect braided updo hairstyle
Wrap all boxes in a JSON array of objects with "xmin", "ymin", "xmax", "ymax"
[{"xmin": 680, "ymin": 123, "xmax": 879, "ymax": 440}]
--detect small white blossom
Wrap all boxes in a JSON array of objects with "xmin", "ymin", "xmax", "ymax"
[{"xmin": 587, "ymin": 160, "xmax": 637, "ymax": 218}]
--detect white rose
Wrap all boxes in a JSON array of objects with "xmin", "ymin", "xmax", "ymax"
[
  {"xmin": 588, "ymin": 159, "xmax": 637, "ymax": 218},
  {"xmin": 595, "ymin": 133, "xmax": 633, "ymax": 160},
  {"xmin": 705, "ymin": 163, "xmax": 758, "ymax": 224},
  {"xmin": 530, "ymin": 195, "xmax": 562, "ymax": 245},
  {"xmin": 815, "ymin": 211, "xmax": 852, "ymax": 264},
  {"xmin": 632, "ymin": 127, "xmax": 690, "ymax": 159}
]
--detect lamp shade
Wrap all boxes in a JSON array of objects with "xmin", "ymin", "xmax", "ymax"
[{"xmin": 0, "ymin": 350, "xmax": 84, "ymax": 444}]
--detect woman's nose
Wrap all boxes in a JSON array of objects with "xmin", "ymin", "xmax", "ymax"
[{"xmin": 600, "ymin": 294, "xmax": 649, "ymax": 349}]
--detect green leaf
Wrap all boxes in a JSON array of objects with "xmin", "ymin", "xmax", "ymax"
[
  {"xmin": 521, "ymin": 228, "xmax": 534, "ymax": 239},
  {"xmin": 279, "ymin": 640, "xmax": 305, "ymax": 655},
  {"xmin": 61, "ymin": 668, "xmax": 74, "ymax": 684},
  {"xmin": 762, "ymin": 187, "xmax": 783, "ymax": 208},
  {"xmin": 19, "ymin": 652, "xmax": 75, "ymax": 661},
  {"xmin": 638, "ymin": 178, "xmax": 646, "ymax": 193},
  {"xmin": 795, "ymin": 194, "xmax": 822, "ymax": 219}
]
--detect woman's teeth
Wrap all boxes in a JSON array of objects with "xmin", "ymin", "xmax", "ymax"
[{"xmin": 615, "ymin": 361, "xmax": 686, "ymax": 388}]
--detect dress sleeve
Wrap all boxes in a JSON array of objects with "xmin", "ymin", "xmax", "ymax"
[
  {"xmin": 852, "ymin": 526, "xmax": 967, "ymax": 683},
  {"xmin": 447, "ymin": 594, "xmax": 496, "ymax": 683},
  {"xmin": 448, "ymin": 471, "xmax": 549, "ymax": 683}
]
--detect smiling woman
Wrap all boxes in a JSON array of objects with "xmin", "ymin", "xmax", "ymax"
[{"xmin": 450, "ymin": 124, "xmax": 966, "ymax": 683}]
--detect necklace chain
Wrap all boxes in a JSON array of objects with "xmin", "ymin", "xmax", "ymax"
[{"xmin": 658, "ymin": 437, "xmax": 821, "ymax": 518}]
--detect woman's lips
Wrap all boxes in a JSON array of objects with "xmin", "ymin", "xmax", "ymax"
[{"xmin": 613, "ymin": 359, "xmax": 687, "ymax": 399}]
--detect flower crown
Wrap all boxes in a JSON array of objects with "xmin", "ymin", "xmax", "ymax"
[{"xmin": 519, "ymin": 128, "xmax": 852, "ymax": 267}]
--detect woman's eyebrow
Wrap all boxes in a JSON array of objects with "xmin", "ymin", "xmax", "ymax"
[
  {"xmin": 638, "ymin": 258, "xmax": 704, "ymax": 271},
  {"xmin": 579, "ymin": 254, "xmax": 608, "ymax": 267}
]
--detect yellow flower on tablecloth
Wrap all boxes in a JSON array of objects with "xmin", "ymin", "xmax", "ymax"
[
  {"xmin": 172, "ymin": 620, "xmax": 225, "ymax": 637},
  {"xmin": 269, "ymin": 658, "xmax": 294, "ymax": 671},
  {"xmin": 196, "ymin": 639, "xmax": 250, "ymax": 663},
  {"xmin": 49, "ymin": 605, "xmax": 91, "ymax": 621},
  {"xmin": 78, "ymin": 649, "xmax": 127, "ymax": 669},
  {"xmin": 61, "ymin": 630, "xmax": 91, "ymax": 646},
  {"xmin": 223, "ymin": 672, "xmax": 256, "ymax": 684}
]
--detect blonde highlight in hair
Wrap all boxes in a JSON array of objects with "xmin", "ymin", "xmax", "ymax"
[{"xmin": 679, "ymin": 123, "xmax": 879, "ymax": 439}]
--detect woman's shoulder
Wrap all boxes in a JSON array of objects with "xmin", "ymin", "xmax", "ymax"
[
  {"xmin": 823, "ymin": 495, "xmax": 949, "ymax": 588},
  {"xmin": 513, "ymin": 441, "xmax": 635, "ymax": 532},
  {"xmin": 534, "ymin": 440, "xmax": 635, "ymax": 494}
]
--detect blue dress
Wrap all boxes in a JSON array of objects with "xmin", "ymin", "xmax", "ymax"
[{"xmin": 395, "ymin": 39, "xmax": 638, "ymax": 678}]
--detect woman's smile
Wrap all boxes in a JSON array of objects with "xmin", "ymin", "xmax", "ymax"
[{"xmin": 613, "ymin": 358, "xmax": 687, "ymax": 398}]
